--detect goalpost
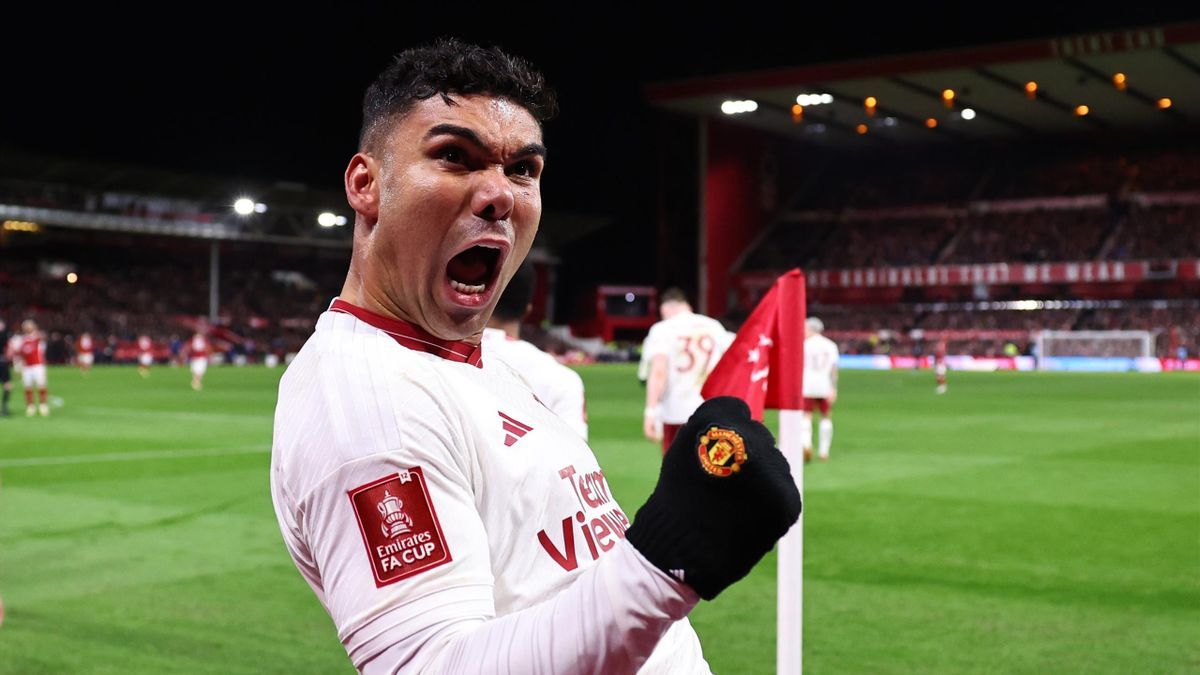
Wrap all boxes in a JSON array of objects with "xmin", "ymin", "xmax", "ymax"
[{"xmin": 1035, "ymin": 330, "xmax": 1154, "ymax": 369}]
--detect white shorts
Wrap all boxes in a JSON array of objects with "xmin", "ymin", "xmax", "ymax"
[
  {"xmin": 79, "ymin": 353, "xmax": 94, "ymax": 366},
  {"xmin": 22, "ymin": 364, "xmax": 47, "ymax": 388},
  {"xmin": 139, "ymin": 353, "xmax": 153, "ymax": 367},
  {"xmin": 190, "ymin": 358, "xmax": 208, "ymax": 376},
  {"xmin": 936, "ymin": 363, "xmax": 947, "ymax": 376}
]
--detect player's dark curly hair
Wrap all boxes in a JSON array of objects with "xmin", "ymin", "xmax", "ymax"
[
  {"xmin": 359, "ymin": 37, "xmax": 558, "ymax": 150},
  {"xmin": 661, "ymin": 287, "xmax": 690, "ymax": 305}
]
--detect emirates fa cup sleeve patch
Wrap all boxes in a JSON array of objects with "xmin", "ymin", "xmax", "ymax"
[
  {"xmin": 348, "ymin": 467, "xmax": 452, "ymax": 587},
  {"xmin": 696, "ymin": 426, "xmax": 749, "ymax": 477}
]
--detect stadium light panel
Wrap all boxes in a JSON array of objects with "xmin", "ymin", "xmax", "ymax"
[
  {"xmin": 625, "ymin": 292, "xmax": 636, "ymax": 302},
  {"xmin": 66, "ymin": 272, "xmax": 78, "ymax": 284},
  {"xmin": 254, "ymin": 202, "xmax": 268, "ymax": 213},
  {"xmin": 796, "ymin": 93, "xmax": 833, "ymax": 106},
  {"xmin": 3, "ymin": 220, "xmax": 40, "ymax": 232},
  {"xmin": 335, "ymin": 215, "xmax": 348, "ymax": 226},
  {"xmin": 317, "ymin": 212, "xmax": 337, "ymax": 227},
  {"xmin": 233, "ymin": 198, "xmax": 256, "ymax": 215},
  {"xmin": 855, "ymin": 123, "xmax": 868, "ymax": 135},
  {"xmin": 1112, "ymin": 73, "xmax": 1127, "ymax": 90},
  {"xmin": 1075, "ymin": 105, "xmax": 1089, "ymax": 116},
  {"xmin": 925, "ymin": 117, "xmax": 938, "ymax": 129},
  {"xmin": 1157, "ymin": 98, "xmax": 1172, "ymax": 109},
  {"xmin": 721, "ymin": 99, "xmax": 758, "ymax": 115},
  {"xmin": 961, "ymin": 108, "xmax": 976, "ymax": 120}
]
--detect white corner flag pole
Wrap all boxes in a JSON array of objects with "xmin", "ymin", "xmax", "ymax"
[{"xmin": 777, "ymin": 409, "xmax": 805, "ymax": 674}]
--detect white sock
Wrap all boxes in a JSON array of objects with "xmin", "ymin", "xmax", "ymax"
[
  {"xmin": 801, "ymin": 416, "xmax": 813, "ymax": 452},
  {"xmin": 819, "ymin": 419, "xmax": 833, "ymax": 458}
]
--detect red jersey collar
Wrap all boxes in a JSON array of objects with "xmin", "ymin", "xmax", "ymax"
[{"xmin": 329, "ymin": 298, "xmax": 484, "ymax": 368}]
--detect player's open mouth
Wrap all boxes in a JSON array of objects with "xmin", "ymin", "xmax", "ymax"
[{"xmin": 445, "ymin": 244, "xmax": 504, "ymax": 303}]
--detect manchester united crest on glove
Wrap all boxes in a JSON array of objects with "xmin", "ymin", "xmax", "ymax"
[{"xmin": 697, "ymin": 426, "xmax": 748, "ymax": 477}]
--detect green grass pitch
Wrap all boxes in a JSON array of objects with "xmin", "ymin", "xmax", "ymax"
[{"xmin": 0, "ymin": 364, "xmax": 1196, "ymax": 674}]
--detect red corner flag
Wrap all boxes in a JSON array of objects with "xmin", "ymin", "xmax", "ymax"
[{"xmin": 701, "ymin": 269, "xmax": 806, "ymax": 420}]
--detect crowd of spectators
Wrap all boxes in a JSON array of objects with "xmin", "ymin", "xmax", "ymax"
[
  {"xmin": 1108, "ymin": 206, "xmax": 1200, "ymax": 260},
  {"xmin": 1, "ymin": 258, "xmax": 340, "ymax": 365},
  {"xmin": 811, "ymin": 301, "xmax": 1198, "ymax": 358}
]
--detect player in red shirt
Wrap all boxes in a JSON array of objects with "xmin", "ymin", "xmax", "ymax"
[
  {"xmin": 185, "ymin": 331, "xmax": 210, "ymax": 390},
  {"xmin": 935, "ymin": 339, "xmax": 948, "ymax": 394},
  {"xmin": 77, "ymin": 332, "xmax": 95, "ymax": 375},
  {"xmin": 137, "ymin": 334, "xmax": 154, "ymax": 378},
  {"xmin": 15, "ymin": 320, "xmax": 49, "ymax": 417}
]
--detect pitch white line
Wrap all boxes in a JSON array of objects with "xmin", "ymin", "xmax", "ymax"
[{"xmin": 0, "ymin": 445, "xmax": 269, "ymax": 468}]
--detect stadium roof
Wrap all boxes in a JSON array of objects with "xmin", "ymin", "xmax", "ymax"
[
  {"xmin": 647, "ymin": 21, "xmax": 1200, "ymax": 147},
  {"xmin": 0, "ymin": 149, "xmax": 344, "ymax": 211}
]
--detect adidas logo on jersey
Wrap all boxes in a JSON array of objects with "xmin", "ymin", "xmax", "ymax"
[{"xmin": 498, "ymin": 411, "xmax": 533, "ymax": 447}]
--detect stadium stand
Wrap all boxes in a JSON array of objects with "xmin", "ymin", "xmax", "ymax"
[{"xmin": 720, "ymin": 140, "xmax": 1200, "ymax": 363}]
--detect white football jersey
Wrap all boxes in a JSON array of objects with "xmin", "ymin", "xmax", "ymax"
[
  {"xmin": 643, "ymin": 312, "xmax": 732, "ymax": 424},
  {"xmin": 272, "ymin": 299, "xmax": 708, "ymax": 673},
  {"xmin": 802, "ymin": 334, "xmax": 839, "ymax": 399},
  {"xmin": 482, "ymin": 328, "xmax": 588, "ymax": 440}
]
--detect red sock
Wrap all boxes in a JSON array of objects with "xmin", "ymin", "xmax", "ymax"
[
  {"xmin": 40, "ymin": 389, "xmax": 48, "ymax": 404},
  {"xmin": 25, "ymin": 390, "xmax": 33, "ymax": 405}
]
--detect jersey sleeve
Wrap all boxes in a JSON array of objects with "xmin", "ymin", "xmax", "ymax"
[
  {"xmin": 711, "ymin": 329, "xmax": 735, "ymax": 368},
  {"xmin": 637, "ymin": 339, "xmax": 652, "ymax": 383},
  {"xmin": 277, "ymin": 380, "xmax": 495, "ymax": 671},
  {"xmin": 549, "ymin": 365, "xmax": 589, "ymax": 441},
  {"xmin": 642, "ymin": 324, "xmax": 673, "ymax": 361},
  {"xmin": 397, "ymin": 541, "xmax": 698, "ymax": 675}
]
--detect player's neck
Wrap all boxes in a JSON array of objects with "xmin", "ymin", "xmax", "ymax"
[
  {"xmin": 661, "ymin": 306, "xmax": 692, "ymax": 321},
  {"xmin": 336, "ymin": 278, "xmax": 484, "ymax": 347}
]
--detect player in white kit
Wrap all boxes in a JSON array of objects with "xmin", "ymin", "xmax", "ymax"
[
  {"xmin": 641, "ymin": 288, "xmax": 732, "ymax": 453},
  {"xmin": 271, "ymin": 40, "xmax": 800, "ymax": 675},
  {"xmin": 802, "ymin": 317, "xmax": 840, "ymax": 461},
  {"xmin": 483, "ymin": 262, "xmax": 588, "ymax": 439}
]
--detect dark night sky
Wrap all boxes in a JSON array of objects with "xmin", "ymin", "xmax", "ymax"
[{"xmin": 4, "ymin": 5, "xmax": 1194, "ymax": 214}]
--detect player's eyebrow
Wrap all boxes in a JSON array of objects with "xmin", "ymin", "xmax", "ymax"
[{"xmin": 425, "ymin": 124, "xmax": 547, "ymax": 160}]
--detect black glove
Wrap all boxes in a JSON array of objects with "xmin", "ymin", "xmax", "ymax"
[{"xmin": 625, "ymin": 396, "xmax": 802, "ymax": 600}]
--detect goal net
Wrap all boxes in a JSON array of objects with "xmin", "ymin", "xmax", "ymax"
[{"xmin": 1036, "ymin": 330, "xmax": 1154, "ymax": 365}]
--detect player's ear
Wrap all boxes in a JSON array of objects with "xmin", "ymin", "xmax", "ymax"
[{"xmin": 345, "ymin": 152, "xmax": 379, "ymax": 226}]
